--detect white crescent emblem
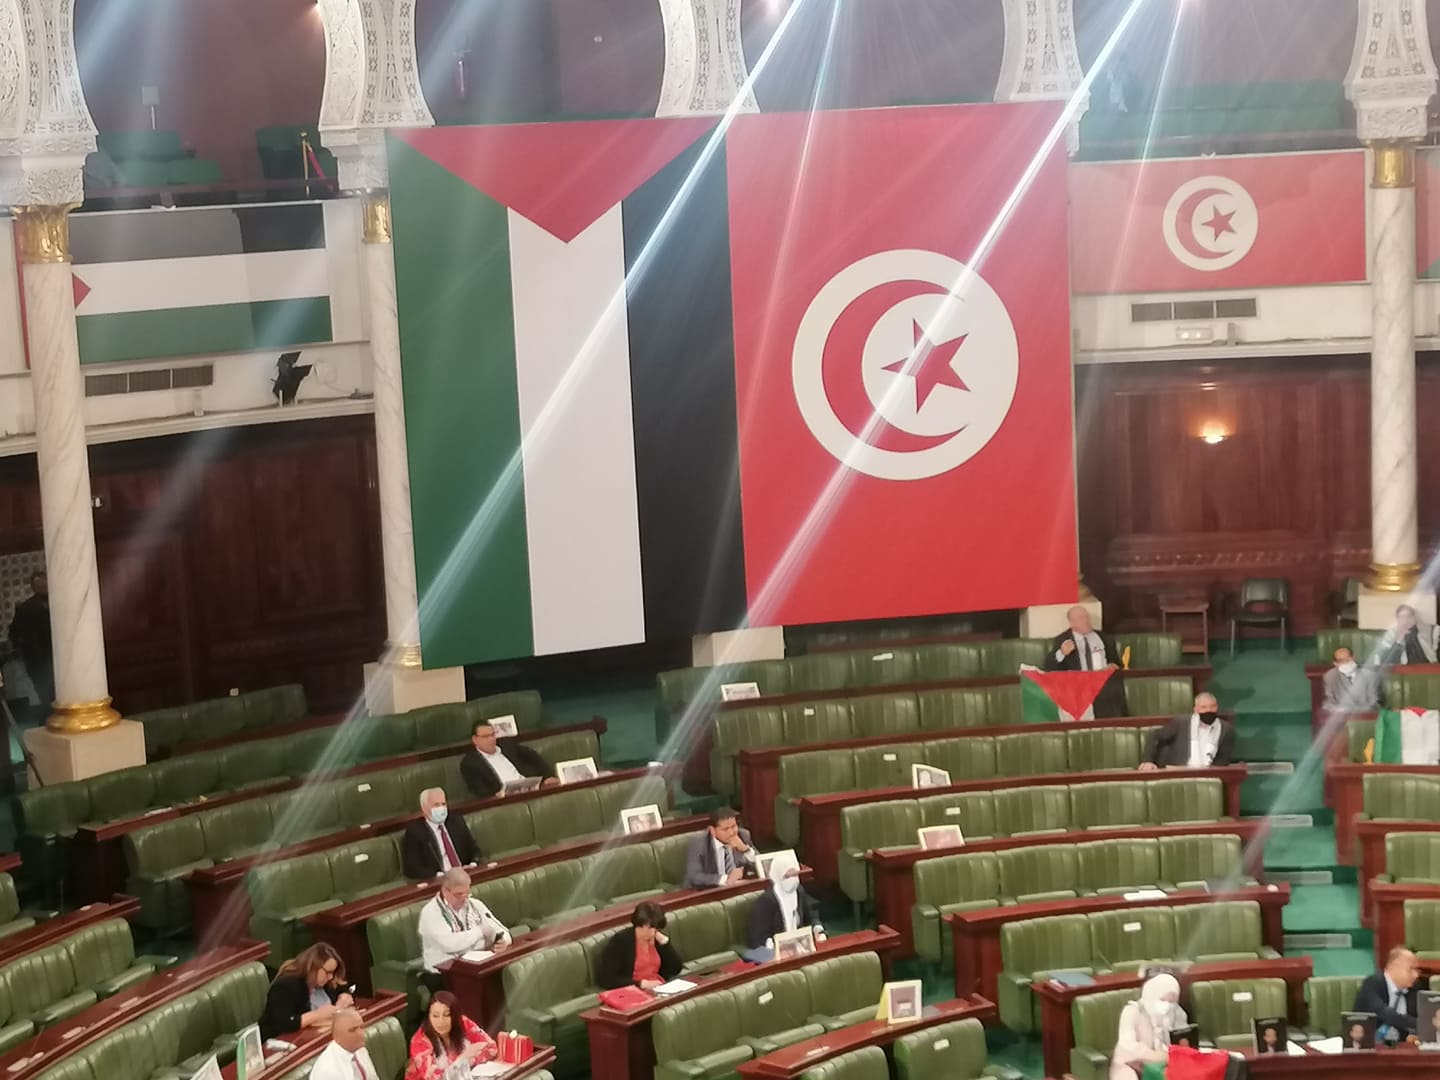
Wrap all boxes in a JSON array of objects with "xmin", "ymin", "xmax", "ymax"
[{"xmin": 1162, "ymin": 175, "xmax": 1259, "ymax": 272}]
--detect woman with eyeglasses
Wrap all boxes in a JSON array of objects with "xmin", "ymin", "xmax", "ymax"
[{"xmin": 260, "ymin": 942, "xmax": 355, "ymax": 1040}]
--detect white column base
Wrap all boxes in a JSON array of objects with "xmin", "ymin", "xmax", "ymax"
[
  {"xmin": 1021, "ymin": 600, "xmax": 1103, "ymax": 639},
  {"xmin": 23, "ymin": 719, "xmax": 145, "ymax": 785},
  {"xmin": 363, "ymin": 661, "xmax": 466, "ymax": 716},
  {"xmin": 691, "ymin": 627, "xmax": 786, "ymax": 667},
  {"xmin": 1358, "ymin": 586, "xmax": 1435, "ymax": 630}
]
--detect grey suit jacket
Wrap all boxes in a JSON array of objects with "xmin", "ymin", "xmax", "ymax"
[
  {"xmin": 682, "ymin": 828, "xmax": 757, "ymax": 889},
  {"xmin": 1322, "ymin": 666, "xmax": 1383, "ymax": 710}
]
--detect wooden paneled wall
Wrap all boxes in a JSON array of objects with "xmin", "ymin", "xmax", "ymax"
[
  {"xmin": 1076, "ymin": 355, "xmax": 1440, "ymax": 635},
  {"xmin": 0, "ymin": 416, "xmax": 384, "ymax": 715}
]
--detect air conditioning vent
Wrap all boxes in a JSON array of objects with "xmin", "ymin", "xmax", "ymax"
[
  {"xmin": 1214, "ymin": 297, "xmax": 1258, "ymax": 318},
  {"xmin": 1130, "ymin": 297, "xmax": 1257, "ymax": 323},
  {"xmin": 84, "ymin": 364, "xmax": 214, "ymax": 398},
  {"xmin": 1173, "ymin": 300, "xmax": 1215, "ymax": 320},
  {"xmin": 1131, "ymin": 302, "xmax": 1172, "ymax": 323}
]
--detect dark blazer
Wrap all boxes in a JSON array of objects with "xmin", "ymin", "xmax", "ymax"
[
  {"xmin": 682, "ymin": 827, "xmax": 758, "ymax": 889},
  {"xmin": 746, "ymin": 887, "xmax": 821, "ymax": 950},
  {"xmin": 459, "ymin": 740, "xmax": 555, "ymax": 800},
  {"xmin": 1142, "ymin": 715, "xmax": 1235, "ymax": 768},
  {"xmin": 400, "ymin": 816, "xmax": 482, "ymax": 880},
  {"xmin": 1044, "ymin": 629, "xmax": 1121, "ymax": 672},
  {"xmin": 1353, "ymin": 973, "xmax": 1422, "ymax": 1036},
  {"xmin": 259, "ymin": 974, "xmax": 340, "ymax": 1040},
  {"xmin": 596, "ymin": 927, "xmax": 683, "ymax": 989}
]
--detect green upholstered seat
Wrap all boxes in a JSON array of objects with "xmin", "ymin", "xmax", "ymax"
[
  {"xmin": 85, "ymin": 766, "xmax": 157, "ymax": 824},
  {"xmin": 123, "ymin": 817, "xmax": 214, "ymax": 933},
  {"xmin": 1190, "ymin": 977, "xmax": 1287, "ymax": 1050},
  {"xmin": 349, "ymin": 714, "xmax": 418, "ymax": 762},
  {"xmin": 1316, "ymin": 629, "xmax": 1384, "ymax": 664},
  {"xmin": 998, "ymin": 913, "xmax": 1092, "ymax": 1031},
  {"xmin": 526, "ymin": 730, "xmax": 601, "ymax": 770},
  {"xmin": 1384, "ymin": 671, "xmax": 1440, "ymax": 709},
  {"xmin": 894, "ymin": 1017, "xmax": 1009, "ymax": 1080},
  {"xmin": 1158, "ymin": 834, "xmax": 1247, "ymax": 890},
  {"xmin": 916, "ymin": 685, "xmax": 1020, "ymax": 730},
  {"xmin": 852, "ymin": 745, "xmax": 923, "ymax": 790},
  {"xmin": 1382, "ymin": 832, "xmax": 1440, "ymax": 884},
  {"xmin": 850, "ymin": 693, "xmax": 921, "ymax": 739},
  {"xmin": 239, "ymin": 684, "xmax": 307, "ymax": 730},
  {"xmin": 198, "ymin": 799, "xmax": 276, "ymax": 861},
  {"xmin": 217, "ymin": 740, "xmax": 291, "ymax": 790},
  {"xmin": 528, "ymin": 787, "xmax": 604, "ymax": 848},
  {"xmin": 998, "ymin": 844, "xmax": 1078, "ymax": 903},
  {"xmin": 799, "ymin": 1046, "xmax": 888, "ymax": 1080},
  {"xmin": 1066, "ymin": 728, "xmax": 1143, "ymax": 773},
  {"xmin": 652, "ymin": 991, "xmax": 754, "ymax": 1080},
  {"xmin": 246, "ymin": 854, "xmax": 339, "ymax": 963},
  {"xmin": 150, "ymin": 754, "xmax": 221, "ymax": 804},
  {"xmin": 594, "ymin": 772, "xmax": 670, "ymax": 831},
  {"xmin": 920, "ymin": 736, "xmax": 998, "ymax": 781},
  {"xmin": 667, "ymin": 899, "xmax": 742, "ymax": 975},
  {"xmin": 64, "ymin": 918, "xmax": 174, "ymax": 998},
  {"xmin": 994, "ymin": 787, "xmax": 1071, "ymax": 837},
  {"xmin": 512, "ymin": 860, "xmax": 593, "ymax": 926},
  {"xmin": 1362, "ymin": 774, "xmax": 1440, "ymax": 823},
  {"xmin": 1069, "ymin": 987, "xmax": 1137, "ymax": 1080},
  {"xmin": 775, "ymin": 752, "xmax": 857, "ymax": 846},
  {"xmin": 1087, "ymin": 907, "xmax": 1177, "ymax": 970},
  {"xmin": 711, "ymin": 705, "xmax": 785, "ymax": 797},
  {"xmin": 327, "ymin": 837, "xmax": 404, "ymax": 902},
  {"xmin": 469, "ymin": 690, "xmax": 545, "ymax": 733},
  {"xmin": 1173, "ymin": 901, "xmax": 1277, "ymax": 964},
  {"xmin": 913, "ymin": 644, "xmax": 985, "ymax": 683},
  {"xmin": 0, "ymin": 874, "xmax": 35, "ymax": 940},
  {"xmin": 733, "ymin": 968, "xmax": 826, "ymax": 1055},
  {"xmin": 978, "ymin": 639, "xmax": 1051, "ymax": 676},
  {"xmin": 789, "ymin": 652, "xmax": 860, "ymax": 692},
  {"xmin": 267, "ymin": 785, "xmax": 342, "ymax": 844},
  {"xmin": 804, "ymin": 952, "xmax": 884, "ymax": 1030},
  {"xmin": 1148, "ymin": 778, "xmax": 1224, "ymax": 824},
  {"xmin": 1113, "ymin": 633, "xmax": 1183, "ymax": 669},
  {"xmin": 1123, "ymin": 677, "xmax": 1195, "ymax": 717},
  {"xmin": 1303, "ymin": 975, "xmax": 1367, "ymax": 1039},
  {"xmin": 782, "ymin": 701, "xmax": 855, "ymax": 748},
  {"xmin": 918, "ymin": 791, "xmax": 996, "ymax": 837},
  {"xmin": 585, "ymin": 845, "xmax": 665, "ymax": 907},
  {"xmin": 465, "ymin": 800, "xmax": 539, "ymax": 860},
  {"xmin": 1404, "ymin": 899, "xmax": 1440, "ymax": 959},
  {"xmin": 912, "ymin": 850, "xmax": 1005, "ymax": 967},
  {"xmin": 838, "ymin": 801, "xmax": 921, "ymax": 905},
  {"xmin": 995, "ymin": 732, "xmax": 1068, "ymax": 777},
  {"xmin": 2, "ymin": 942, "xmax": 98, "ymax": 1028},
  {"xmin": 1069, "ymin": 781, "xmax": 1149, "ymax": 830},
  {"xmin": 1076, "ymin": 838, "xmax": 1166, "ymax": 896},
  {"xmin": 503, "ymin": 943, "xmax": 600, "ymax": 1073},
  {"xmin": 410, "ymin": 701, "xmax": 478, "ymax": 750},
  {"xmin": 333, "ymin": 772, "xmax": 411, "ymax": 829}
]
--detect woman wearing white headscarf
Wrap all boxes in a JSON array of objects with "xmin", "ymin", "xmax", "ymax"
[
  {"xmin": 1110, "ymin": 974, "xmax": 1186, "ymax": 1080},
  {"xmin": 741, "ymin": 855, "xmax": 822, "ymax": 962}
]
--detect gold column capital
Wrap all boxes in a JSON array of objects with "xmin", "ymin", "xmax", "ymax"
[
  {"xmin": 1369, "ymin": 141, "xmax": 1418, "ymax": 189},
  {"xmin": 11, "ymin": 204, "xmax": 80, "ymax": 264},
  {"xmin": 1368, "ymin": 561, "xmax": 1422, "ymax": 592},
  {"xmin": 361, "ymin": 191, "xmax": 393, "ymax": 245},
  {"xmin": 48, "ymin": 698, "xmax": 122, "ymax": 734}
]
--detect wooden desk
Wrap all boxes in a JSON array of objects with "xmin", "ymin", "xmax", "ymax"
[
  {"xmin": 1160, "ymin": 599, "xmax": 1210, "ymax": 658},
  {"xmin": 735, "ymin": 996, "xmax": 996, "ymax": 1078},
  {"xmin": 738, "ymin": 714, "xmax": 1196, "ymax": 845},
  {"xmin": 0, "ymin": 940, "xmax": 270, "ymax": 1080},
  {"xmin": 1329, "ymin": 763, "xmax": 1440, "ymax": 864},
  {"xmin": 188, "ymin": 761, "xmax": 672, "ymax": 949},
  {"xmin": 444, "ymin": 876, "xmax": 799, "ymax": 1029},
  {"xmin": 0, "ymin": 897, "xmax": 139, "ymax": 969},
  {"xmin": 217, "ymin": 992, "xmax": 411, "ymax": 1079},
  {"xmin": 0, "ymin": 854, "xmax": 20, "ymax": 875},
  {"xmin": 1356, "ymin": 819, "xmax": 1440, "ymax": 926},
  {"xmin": 798, "ymin": 765, "xmax": 1248, "ymax": 897},
  {"xmin": 947, "ymin": 884, "xmax": 1290, "ymax": 1004},
  {"xmin": 1244, "ymin": 1045, "xmax": 1440, "ymax": 1075},
  {"xmin": 680, "ymin": 666, "xmax": 1213, "ymax": 795},
  {"xmin": 870, "ymin": 820, "xmax": 1266, "ymax": 958},
  {"xmin": 72, "ymin": 717, "xmax": 610, "ymax": 903},
  {"xmin": 306, "ymin": 813, "xmax": 704, "ymax": 995},
  {"xmin": 1032, "ymin": 956, "xmax": 1313, "ymax": 1079},
  {"xmin": 581, "ymin": 927, "xmax": 901, "ymax": 1080}
]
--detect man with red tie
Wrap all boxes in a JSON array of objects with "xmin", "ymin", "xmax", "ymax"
[
  {"xmin": 308, "ymin": 1008, "xmax": 379, "ymax": 1080},
  {"xmin": 401, "ymin": 788, "xmax": 482, "ymax": 880}
]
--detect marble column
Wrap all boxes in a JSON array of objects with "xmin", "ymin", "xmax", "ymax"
[
  {"xmin": 15, "ymin": 206, "xmax": 118, "ymax": 732},
  {"xmin": 656, "ymin": 0, "xmax": 755, "ymax": 117}
]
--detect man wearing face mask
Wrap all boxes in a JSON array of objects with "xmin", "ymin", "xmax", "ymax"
[
  {"xmin": 1323, "ymin": 647, "xmax": 1383, "ymax": 710},
  {"xmin": 401, "ymin": 788, "xmax": 482, "ymax": 880},
  {"xmin": 1138, "ymin": 692, "xmax": 1235, "ymax": 770}
]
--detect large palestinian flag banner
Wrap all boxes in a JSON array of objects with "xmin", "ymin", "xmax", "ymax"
[{"xmin": 389, "ymin": 104, "xmax": 1077, "ymax": 669}]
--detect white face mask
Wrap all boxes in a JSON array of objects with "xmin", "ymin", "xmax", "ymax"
[
  {"xmin": 429, "ymin": 806, "xmax": 448, "ymax": 824},
  {"xmin": 777, "ymin": 876, "xmax": 799, "ymax": 896},
  {"xmin": 1338, "ymin": 660, "xmax": 1358, "ymax": 676}
]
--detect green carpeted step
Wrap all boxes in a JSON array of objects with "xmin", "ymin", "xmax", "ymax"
[
  {"xmin": 1264, "ymin": 825, "xmax": 1341, "ymax": 869},
  {"xmin": 1282, "ymin": 884, "xmax": 1361, "ymax": 933},
  {"xmin": 1301, "ymin": 947, "xmax": 1379, "ymax": 978},
  {"xmin": 1232, "ymin": 716, "xmax": 1321, "ymax": 763},
  {"xmin": 1241, "ymin": 770, "xmax": 1325, "ymax": 816}
]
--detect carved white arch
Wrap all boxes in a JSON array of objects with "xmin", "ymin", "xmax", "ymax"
[
  {"xmin": 657, "ymin": 0, "xmax": 756, "ymax": 117},
  {"xmin": 1345, "ymin": 0, "xmax": 1438, "ymax": 142},
  {"xmin": 995, "ymin": 0, "xmax": 1087, "ymax": 154}
]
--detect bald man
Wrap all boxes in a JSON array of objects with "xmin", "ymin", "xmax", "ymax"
[
  {"xmin": 308, "ymin": 1008, "xmax": 378, "ymax": 1080},
  {"xmin": 1354, "ymin": 946, "xmax": 1424, "ymax": 1042},
  {"xmin": 1139, "ymin": 692, "xmax": 1234, "ymax": 770},
  {"xmin": 1045, "ymin": 605, "xmax": 1126, "ymax": 717}
]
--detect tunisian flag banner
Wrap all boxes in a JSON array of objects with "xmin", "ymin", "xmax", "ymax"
[
  {"xmin": 1069, "ymin": 151, "xmax": 1366, "ymax": 294},
  {"xmin": 728, "ymin": 103, "xmax": 1077, "ymax": 627}
]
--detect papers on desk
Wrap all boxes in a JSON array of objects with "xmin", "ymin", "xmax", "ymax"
[
  {"xmin": 1285, "ymin": 1041, "xmax": 1306, "ymax": 1055},
  {"xmin": 1307, "ymin": 1037, "xmax": 1343, "ymax": 1054},
  {"xmin": 469, "ymin": 1064, "xmax": 511, "ymax": 1078},
  {"xmin": 1123, "ymin": 889, "xmax": 1168, "ymax": 901},
  {"xmin": 461, "ymin": 950, "xmax": 494, "ymax": 962},
  {"xmin": 652, "ymin": 978, "xmax": 697, "ymax": 996}
]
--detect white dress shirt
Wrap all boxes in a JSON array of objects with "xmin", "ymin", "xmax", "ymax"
[
  {"xmin": 308, "ymin": 1041, "xmax": 378, "ymax": 1080},
  {"xmin": 480, "ymin": 747, "xmax": 524, "ymax": 784},
  {"xmin": 1186, "ymin": 714, "xmax": 1223, "ymax": 767},
  {"xmin": 711, "ymin": 835, "xmax": 755, "ymax": 884},
  {"xmin": 1055, "ymin": 631, "xmax": 1107, "ymax": 670},
  {"xmin": 418, "ymin": 895, "xmax": 511, "ymax": 972}
]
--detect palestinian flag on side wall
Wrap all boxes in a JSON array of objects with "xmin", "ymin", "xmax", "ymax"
[
  {"xmin": 1020, "ymin": 666, "xmax": 1114, "ymax": 723},
  {"xmin": 1373, "ymin": 708, "xmax": 1440, "ymax": 764}
]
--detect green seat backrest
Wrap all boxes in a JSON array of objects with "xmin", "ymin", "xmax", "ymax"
[
  {"xmin": 399, "ymin": 758, "xmax": 458, "ymax": 800},
  {"xmin": 349, "ymin": 714, "xmax": 418, "ymax": 761},
  {"xmin": 713, "ymin": 706, "xmax": 785, "ymax": 775},
  {"xmin": 1387, "ymin": 833, "xmax": 1440, "ymax": 881},
  {"xmin": 367, "ymin": 899, "xmax": 425, "ymax": 969},
  {"xmin": 3, "ymin": 942, "xmax": 81, "ymax": 1014},
  {"xmin": 150, "ymin": 755, "xmax": 222, "ymax": 805},
  {"xmin": 843, "ymin": 649, "xmax": 917, "ymax": 689},
  {"xmin": 1348, "ymin": 719, "xmax": 1377, "ymax": 762},
  {"xmin": 1305, "ymin": 975, "xmax": 1367, "ymax": 1037},
  {"xmin": 97, "ymin": 129, "xmax": 185, "ymax": 160},
  {"xmin": 217, "ymin": 739, "xmax": 291, "ymax": 789},
  {"xmin": 199, "ymin": 799, "xmax": 276, "ymax": 861},
  {"xmin": 994, "ymin": 786, "xmax": 1071, "ymax": 836},
  {"xmin": 916, "ymin": 686, "xmax": 1019, "ymax": 730},
  {"xmin": 1124, "ymin": 677, "xmax": 1195, "ymax": 717},
  {"xmin": 268, "ymin": 785, "xmax": 342, "ymax": 843},
  {"xmin": 334, "ymin": 772, "xmax": 409, "ymax": 828},
  {"xmin": 1069, "ymin": 781, "xmax": 1149, "ymax": 830},
  {"xmin": 594, "ymin": 773, "xmax": 671, "ymax": 829},
  {"xmin": 1174, "ymin": 900, "xmax": 1263, "ymax": 958},
  {"xmin": 735, "ymin": 968, "xmax": 814, "ymax": 1040},
  {"xmin": 285, "ymin": 727, "xmax": 340, "ymax": 774},
  {"xmin": 1148, "ymin": 778, "xmax": 1224, "ymax": 824},
  {"xmin": 192, "ymin": 696, "xmax": 248, "ymax": 743},
  {"xmin": 1001, "ymin": 913, "xmax": 1092, "ymax": 974},
  {"xmin": 1112, "ymin": 634, "xmax": 1183, "ymax": 669},
  {"xmin": 850, "ymin": 693, "xmax": 921, "ymax": 739},
  {"xmin": 511, "ymin": 860, "xmax": 587, "ymax": 922},
  {"xmin": 804, "ymin": 952, "xmax": 883, "ymax": 1017},
  {"xmin": 802, "ymin": 1046, "xmax": 888, "ymax": 1080},
  {"xmin": 1072, "ymin": 987, "xmax": 1139, "ymax": 1059},
  {"xmin": 1190, "ymin": 978, "xmax": 1286, "ymax": 1040},
  {"xmin": 528, "ymin": 787, "xmax": 604, "ymax": 848},
  {"xmin": 914, "ymin": 851, "xmax": 1002, "ymax": 908},
  {"xmin": 203, "ymin": 960, "xmax": 270, "ymax": 1033},
  {"xmin": 247, "ymin": 853, "xmax": 335, "ymax": 916},
  {"xmin": 778, "ymin": 751, "xmax": 857, "ymax": 799},
  {"xmin": 893, "ymin": 1016, "xmax": 987, "ymax": 1080},
  {"xmin": 1365, "ymin": 774, "xmax": 1440, "ymax": 821},
  {"xmin": 999, "ymin": 844, "xmax": 1078, "ymax": 899},
  {"xmin": 652, "ymin": 990, "xmax": 742, "ymax": 1066},
  {"xmin": 1317, "ymin": 629, "xmax": 1384, "ymax": 664},
  {"xmin": 913, "ymin": 643, "xmax": 984, "ymax": 682},
  {"xmin": 1404, "ymin": 899, "xmax": 1440, "ymax": 951},
  {"xmin": 782, "ymin": 701, "xmax": 854, "ymax": 747},
  {"xmin": 362, "ymin": 1016, "xmax": 408, "ymax": 1080},
  {"xmin": 1066, "ymin": 728, "xmax": 1143, "ymax": 773},
  {"xmin": 240, "ymin": 684, "xmax": 308, "ymax": 730},
  {"xmin": 841, "ymin": 802, "xmax": 921, "ymax": 854},
  {"xmin": 0, "ymin": 873, "xmax": 19, "ymax": 924},
  {"xmin": 16, "ymin": 783, "xmax": 92, "ymax": 838},
  {"xmin": 82, "ymin": 1015, "xmax": 160, "ymax": 1079},
  {"xmin": 1384, "ymin": 672, "xmax": 1440, "ymax": 709},
  {"xmin": 1087, "ymin": 907, "xmax": 1176, "ymax": 967},
  {"xmin": 124, "ymin": 816, "xmax": 207, "ymax": 878},
  {"xmin": 503, "ymin": 942, "xmax": 591, "ymax": 1016},
  {"xmin": 720, "ymin": 893, "xmax": 763, "ymax": 944},
  {"xmin": 1158, "ymin": 834, "xmax": 1244, "ymax": 887},
  {"xmin": 789, "ymin": 653, "xmax": 860, "ymax": 692},
  {"xmin": 470, "ymin": 876, "xmax": 523, "ymax": 928},
  {"xmin": 921, "ymin": 736, "xmax": 998, "ymax": 782},
  {"xmin": 584, "ymin": 846, "xmax": 660, "ymax": 902},
  {"xmin": 466, "ymin": 801, "xmax": 538, "ymax": 859},
  {"xmin": 85, "ymin": 766, "xmax": 156, "ymax": 823},
  {"xmin": 64, "ymin": 918, "xmax": 137, "ymax": 986},
  {"xmin": 138, "ymin": 706, "xmax": 188, "ymax": 757},
  {"xmin": 994, "ymin": 732, "xmax": 1067, "ymax": 777},
  {"xmin": 327, "ymin": 837, "xmax": 403, "ymax": 900},
  {"xmin": 918, "ymin": 792, "xmax": 996, "ymax": 837},
  {"xmin": 470, "ymin": 690, "xmax": 545, "ymax": 734},
  {"xmin": 853, "ymin": 745, "xmax": 923, "ymax": 789},
  {"xmin": 667, "ymin": 900, "xmax": 735, "ymax": 964},
  {"xmin": 144, "ymin": 994, "xmax": 221, "ymax": 1073},
  {"xmin": 410, "ymin": 702, "xmax": 477, "ymax": 750},
  {"xmin": 651, "ymin": 832, "xmax": 696, "ymax": 887},
  {"xmin": 526, "ymin": 730, "xmax": 601, "ymax": 767},
  {"xmin": 978, "ymin": 639, "xmax": 1050, "ymax": 676},
  {"xmin": 1076, "ymin": 838, "xmax": 1162, "ymax": 893}
]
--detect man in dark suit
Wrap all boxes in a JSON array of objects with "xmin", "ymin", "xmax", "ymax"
[
  {"xmin": 401, "ymin": 787, "xmax": 482, "ymax": 879},
  {"xmin": 459, "ymin": 720, "xmax": 558, "ymax": 800},
  {"xmin": 1354, "ymin": 946, "xmax": 1423, "ymax": 1041},
  {"xmin": 682, "ymin": 807, "xmax": 758, "ymax": 888},
  {"xmin": 1044, "ymin": 605, "xmax": 1125, "ymax": 717},
  {"xmin": 1138, "ymin": 692, "xmax": 1235, "ymax": 770},
  {"xmin": 7, "ymin": 572, "xmax": 51, "ymax": 715}
]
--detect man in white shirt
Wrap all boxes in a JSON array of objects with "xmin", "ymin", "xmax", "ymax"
[
  {"xmin": 1138, "ymin": 692, "xmax": 1235, "ymax": 770},
  {"xmin": 307, "ymin": 1008, "xmax": 378, "ymax": 1080},
  {"xmin": 418, "ymin": 868, "xmax": 512, "ymax": 987},
  {"xmin": 459, "ymin": 721, "xmax": 558, "ymax": 799}
]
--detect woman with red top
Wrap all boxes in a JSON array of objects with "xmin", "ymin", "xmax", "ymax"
[
  {"xmin": 405, "ymin": 991, "xmax": 496, "ymax": 1080},
  {"xmin": 597, "ymin": 902, "xmax": 683, "ymax": 990}
]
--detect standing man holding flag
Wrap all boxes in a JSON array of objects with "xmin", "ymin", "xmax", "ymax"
[{"xmin": 1045, "ymin": 605, "xmax": 1126, "ymax": 717}]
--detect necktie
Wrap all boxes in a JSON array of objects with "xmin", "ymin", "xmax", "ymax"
[
  {"xmin": 1079, "ymin": 635, "xmax": 1089, "ymax": 670},
  {"xmin": 1393, "ymin": 989, "xmax": 1404, "ymax": 1012},
  {"xmin": 722, "ymin": 845, "xmax": 734, "ymax": 876},
  {"xmin": 438, "ymin": 823, "xmax": 460, "ymax": 868},
  {"xmin": 352, "ymin": 1053, "xmax": 368, "ymax": 1080}
]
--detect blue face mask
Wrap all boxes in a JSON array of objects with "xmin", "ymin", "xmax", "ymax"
[{"xmin": 429, "ymin": 806, "xmax": 448, "ymax": 825}]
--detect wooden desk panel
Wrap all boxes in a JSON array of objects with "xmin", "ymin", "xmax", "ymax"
[
  {"xmin": 735, "ymin": 996, "xmax": 996, "ymax": 1078},
  {"xmin": 0, "ymin": 854, "xmax": 20, "ymax": 875},
  {"xmin": 738, "ymin": 714, "xmax": 1192, "ymax": 845},
  {"xmin": 798, "ymin": 765, "xmax": 1248, "ymax": 897},
  {"xmin": 218, "ymin": 992, "xmax": 410, "ymax": 1079},
  {"xmin": 1330, "ymin": 763, "xmax": 1440, "ymax": 865},
  {"xmin": 1032, "ymin": 956, "xmax": 1312, "ymax": 1079},
  {"xmin": 871, "ymin": 820, "xmax": 1266, "ymax": 957},
  {"xmin": 581, "ymin": 928, "xmax": 901, "ymax": 1080},
  {"xmin": 947, "ymin": 884, "xmax": 1290, "ymax": 1004},
  {"xmin": 0, "ymin": 896, "xmax": 139, "ymax": 970}
]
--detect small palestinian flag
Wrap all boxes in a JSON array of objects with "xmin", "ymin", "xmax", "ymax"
[
  {"xmin": 1374, "ymin": 708, "xmax": 1440, "ymax": 765},
  {"xmin": 1020, "ymin": 666, "xmax": 1115, "ymax": 723}
]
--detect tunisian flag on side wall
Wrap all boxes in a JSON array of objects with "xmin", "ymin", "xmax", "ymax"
[
  {"xmin": 1069, "ymin": 151, "xmax": 1366, "ymax": 294},
  {"xmin": 727, "ymin": 103, "xmax": 1077, "ymax": 627}
]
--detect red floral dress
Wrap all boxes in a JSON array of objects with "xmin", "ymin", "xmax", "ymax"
[{"xmin": 405, "ymin": 1016, "xmax": 497, "ymax": 1080}]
